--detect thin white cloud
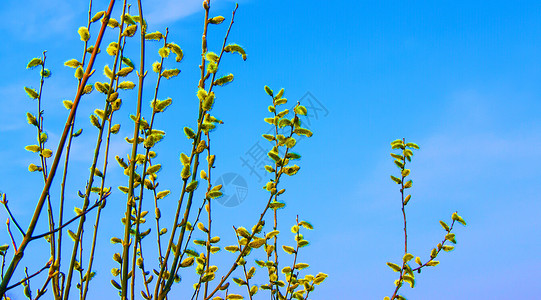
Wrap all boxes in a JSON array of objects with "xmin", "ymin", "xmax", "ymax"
[
  {"xmin": 145, "ymin": 0, "xmax": 248, "ymax": 25},
  {"xmin": 146, "ymin": 0, "xmax": 206, "ymax": 24},
  {"xmin": 0, "ymin": 0, "xmax": 84, "ymax": 41}
]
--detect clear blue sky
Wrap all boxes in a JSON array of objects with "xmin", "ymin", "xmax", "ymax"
[{"xmin": 1, "ymin": 0, "xmax": 540, "ymax": 299}]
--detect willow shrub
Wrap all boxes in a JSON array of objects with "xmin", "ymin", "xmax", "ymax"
[{"xmin": 0, "ymin": 0, "xmax": 465, "ymax": 299}]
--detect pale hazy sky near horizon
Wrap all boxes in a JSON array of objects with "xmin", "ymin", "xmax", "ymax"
[{"xmin": 1, "ymin": 0, "xmax": 540, "ymax": 299}]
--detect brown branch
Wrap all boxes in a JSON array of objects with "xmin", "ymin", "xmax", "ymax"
[
  {"xmin": 4, "ymin": 261, "xmax": 51, "ymax": 292},
  {"xmin": 1, "ymin": 195, "xmax": 25, "ymax": 236},
  {"xmin": 30, "ymin": 195, "xmax": 108, "ymax": 241}
]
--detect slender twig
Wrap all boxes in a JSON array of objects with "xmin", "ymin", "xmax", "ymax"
[
  {"xmin": 34, "ymin": 274, "xmax": 52, "ymax": 300},
  {"xmin": 284, "ymin": 216, "xmax": 301, "ymax": 300},
  {"xmin": 34, "ymin": 52, "xmax": 58, "ymax": 268},
  {"xmin": 81, "ymin": 115, "xmax": 116, "ymax": 300},
  {"xmin": 63, "ymin": 2, "xmax": 130, "ymax": 298},
  {"xmin": 5, "ymin": 220, "xmax": 17, "ymax": 253},
  {"xmin": 412, "ymin": 220, "xmax": 457, "ymax": 272},
  {"xmin": 1, "ymin": 198, "xmax": 25, "ymax": 236},
  {"xmin": 208, "ymin": 4, "xmax": 238, "ymax": 95},
  {"xmin": 30, "ymin": 196, "xmax": 107, "ymax": 241},
  {"xmin": 120, "ymin": 0, "xmax": 146, "ymax": 296},
  {"xmin": 203, "ymin": 132, "xmax": 213, "ymax": 298},
  {"xmin": 4, "ymin": 261, "xmax": 50, "ymax": 292},
  {"xmin": 234, "ymin": 227, "xmax": 254, "ymax": 300},
  {"xmin": 129, "ymin": 27, "xmax": 170, "ymax": 300},
  {"xmin": 55, "ymin": 1, "xmax": 94, "ymax": 296}
]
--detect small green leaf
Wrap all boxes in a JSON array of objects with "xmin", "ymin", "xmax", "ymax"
[
  {"xmin": 209, "ymin": 16, "xmax": 225, "ymax": 24},
  {"xmin": 122, "ymin": 57, "xmax": 135, "ymax": 68},
  {"xmin": 118, "ymin": 81, "xmax": 135, "ymax": 90},
  {"xmin": 403, "ymin": 274, "xmax": 415, "ymax": 288},
  {"xmin": 167, "ymin": 42, "xmax": 184, "ymax": 62},
  {"xmin": 403, "ymin": 253, "xmax": 414, "ymax": 263},
  {"xmin": 404, "ymin": 180, "xmax": 413, "ymax": 189},
  {"xmin": 26, "ymin": 112, "xmax": 38, "ymax": 126},
  {"xmin": 386, "ymin": 262, "xmax": 401, "ymax": 272},
  {"xmin": 282, "ymin": 245, "xmax": 296, "ymax": 255},
  {"xmin": 64, "ymin": 59, "xmax": 82, "ymax": 68},
  {"xmin": 27, "ymin": 58, "xmax": 43, "ymax": 69},
  {"xmin": 161, "ymin": 69, "xmax": 180, "ymax": 79},
  {"xmin": 90, "ymin": 11, "xmax": 105, "ymax": 23},
  {"xmin": 404, "ymin": 194, "xmax": 411, "ymax": 205},
  {"xmin": 294, "ymin": 105, "xmax": 307, "ymax": 116},
  {"xmin": 264, "ymin": 86, "xmax": 273, "ymax": 97},
  {"xmin": 426, "ymin": 261, "xmax": 439, "ymax": 267},
  {"xmin": 443, "ymin": 245, "xmax": 455, "ymax": 252},
  {"xmin": 90, "ymin": 114, "xmax": 100, "ymax": 128},
  {"xmin": 224, "ymin": 44, "xmax": 247, "ymax": 61},
  {"xmin": 146, "ymin": 164, "xmax": 161, "ymax": 175},
  {"xmin": 41, "ymin": 148, "xmax": 53, "ymax": 158},
  {"xmin": 214, "ymin": 74, "xmax": 234, "ymax": 86},
  {"xmin": 294, "ymin": 128, "xmax": 313, "ymax": 137},
  {"xmin": 156, "ymin": 190, "xmax": 170, "ymax": 199},
  {"xmin": 145, "ymin": 31, "xmax": 163, "ymax": 41},
  {"xmin": 25, "ymin": 145, "xmax": 41, "ymax": 153},
  {"xmin": 24, "ymin": 87, "xmax": 39, "ymax": 99},
  {"xmin": 68, "ymin": 229, "xmax": 78, "ymax": 242}
]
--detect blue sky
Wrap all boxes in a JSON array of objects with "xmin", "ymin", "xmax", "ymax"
[{"xmin": 1, "ymin": 0, "xmax": 541, "ymax": 299}]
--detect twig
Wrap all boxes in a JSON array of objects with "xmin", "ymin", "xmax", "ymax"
[
  {"xmin": 5, "ymin": 220, "xmax": 17, "ymax": 253},
  {"xmin": 4, "ymin": 261, "xmax": 51, "ymax": 292},
  {"xmin": 30, "ymin": 195, "xmax": 108, "ymax": 241},
  {"xmin": 120, "ymin": 0, "xmax": 146, "ymax": 296},
  {"xmin": 1, "ymin": 196, "xmax": 25, "ymax": 236},
  {"xmin": 55, "ymin": 0, "xmax": 95, "ymax": 296}
]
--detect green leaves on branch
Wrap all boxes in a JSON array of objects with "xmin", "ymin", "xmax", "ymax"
[
  {"xmin": 122, "ymin": 57, "xmax": 135, "ymax": 68},
  {"xmin": 122, "ymin": 24, "xmax": 138, "ymax": 37},
  {"xmin": 64, "ymin": 59, "xmax": 82, "ymax": 68},
  {"xmin": 26, "ymin": 112, "xmax": 38, "ymax": 126},
  {"xmin": 387, "ymin": 138, "xmax": 466, "ymax": 296},
  {"xmin": 118, "ymin": 81, "xmax": 135, "ymax": 90},
  {"xmin": 386, "ymin": 262, "xmax": 401, "ymax": 273},
  {"xmin": 90, "ymin": 11, "xmax": 105, "ymax": 23},
  {"xmin": 452, "ymin": 212, "xmax": 467, "ymax": 226},
  {"xmin": 145, "ymin": 31, "xmax": 163, "ymax": 41},
  {"xmin": 209, "ymin": 16, "xmax": 225, "ymax": 24},
  {"xmin": 26, "ymin": 58, "xmax": 43, "ymax": 69},
  {"xmin": 403, "ymin": 253, "xmax": 414, "ymax": 263},
  {"xmin": 161, "ymin": 69, "xmax": 180, "ymax": 79},
  {"xmin": 224, "ymin": 44, "xmax": 247, "ymax": 61},
  {"xmin": 264, "ymin": 86, "xmax": 273, "ymax": 97},
  {"xmin": 167, "ymin": 43, "xmax": 183, "ymax": 62},
  {"xmin": 151, "ymin": 98, "xmax": 172, "ymax": 113},
  {"xmin": 24, "ymin": 87, "xmax": 39, "ymax": 99},
  {"xmin": 214, "ymin": 73, "xmax": 234, "ymax": 86}
]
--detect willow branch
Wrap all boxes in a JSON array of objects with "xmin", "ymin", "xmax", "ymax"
[{"xmin": 0, "ymin": 0, "xmax": 116, "ymax": 297}]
